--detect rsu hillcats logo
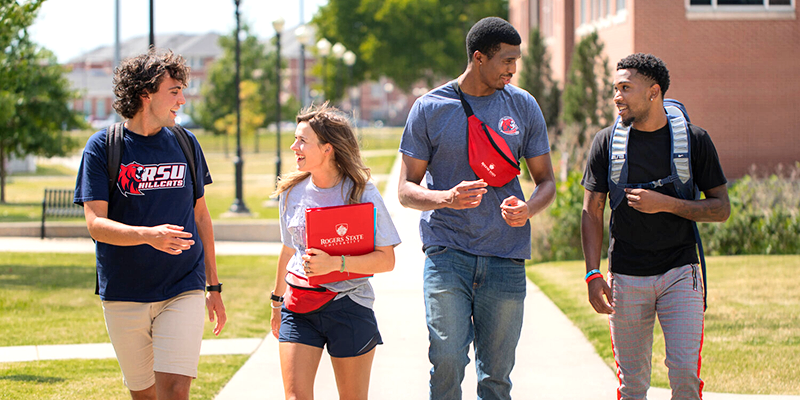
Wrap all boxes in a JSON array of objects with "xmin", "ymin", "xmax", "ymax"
[{"xmin": 117, "ymin": 162, "xmax": 187, "ymax": 196}]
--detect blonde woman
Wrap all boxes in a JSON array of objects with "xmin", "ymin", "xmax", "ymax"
[{"xmin": 270, "ymin": 104, "xmax": 401, "ymax": 400}]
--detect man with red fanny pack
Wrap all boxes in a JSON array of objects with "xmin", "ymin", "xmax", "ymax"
[{"xmin": 399, "ymin": 17, "xmax": 556, "ymax": 400}]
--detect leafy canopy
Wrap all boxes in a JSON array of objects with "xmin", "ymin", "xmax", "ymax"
[{"xmin": 312, "ymin": 0, "xmax": 508, "ymax": 93}]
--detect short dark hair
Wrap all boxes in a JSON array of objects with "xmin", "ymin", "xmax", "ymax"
[
  {"xmin": 466, "ymin": 17, "xmax": 521, "ymax": 62},
  {"xmin": 112, "ymin": 49, "xmax": 190, "ymax": 119},
  {"xmin": 616, "ymin": 53, "xmax": 670, "ymax": 97}
]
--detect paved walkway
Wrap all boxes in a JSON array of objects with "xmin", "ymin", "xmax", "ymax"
[{"xmin": 2, "ymin": 156, "xmax": 798, "ymax": 399}]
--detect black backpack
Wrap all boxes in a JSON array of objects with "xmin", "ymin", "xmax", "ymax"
[{"xmin": 105, "ymin": 122, "xmax": 200, "ymax": 207}]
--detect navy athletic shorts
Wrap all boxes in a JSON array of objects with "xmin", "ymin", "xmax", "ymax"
[{"xmin": 278, "ymin": 295, "xmax": 383, "ymax": 358}]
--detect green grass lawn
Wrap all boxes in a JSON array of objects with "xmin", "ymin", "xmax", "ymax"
[
  {"xmin": 0, "ymin": 355, "xmax": 248, "ymax": 400},
  {"xmin": 527, "ymin": 255, "xmax": 800, "ymax": 395},
  {"xmin": 0, "ymin": 252, "xmax": 276, "ymax": 399},
  {"xmin": 0, "ymin": 252, "xmax": 277, "ymax": 345}
]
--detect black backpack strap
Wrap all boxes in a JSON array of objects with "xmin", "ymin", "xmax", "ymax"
[
  {"xmin": 106, "ymin": 122, "xmax": 125, "ymax": 197},
  {"xmin": 170, "ymin": 125, "xmax": 199, "ymax": 208}
]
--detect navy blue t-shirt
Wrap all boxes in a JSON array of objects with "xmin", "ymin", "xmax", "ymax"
[{"xmin": 74, "ymin": 126, "xmax": 212, "ymax": 302}]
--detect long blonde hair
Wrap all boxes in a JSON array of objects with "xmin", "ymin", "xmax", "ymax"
[{"xmin": 272, "ymin": 103, "xmax": 371, "ymax": 205}]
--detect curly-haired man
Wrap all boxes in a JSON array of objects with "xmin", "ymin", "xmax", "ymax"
[
  {"xmin": 581, "ymin": 53, "xmax": 730, "ymax": 399},
  {"xmin": 74, "ymin": 49, "xmax": 225, "ymax": 400}
]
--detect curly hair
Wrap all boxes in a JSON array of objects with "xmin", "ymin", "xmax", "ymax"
[
  {"xmin": 466, "ymin": 17, "xmax": 521, "ymax": 62},
  {"xmin": 616, "ymin": 53, "xmax": 670, "ymax": 97},
  {"xmin": 273, "ymin": 103, "xmax": 371, "ymax": 206},
  {"xmin": 112, "ymin": 49, "xmax": 190, "ymax": 119}
]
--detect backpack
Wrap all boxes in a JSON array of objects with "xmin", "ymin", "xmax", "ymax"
[
  {"xmin": 106, "ymin": 122, "xmax": 200, "ymax": 207},
  {"xmin": 606, "ymin": 99, "xmax": 708, "ymax": 310}
]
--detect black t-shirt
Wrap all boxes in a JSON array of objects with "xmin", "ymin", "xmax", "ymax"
[{"xmin": 582, "ymin": 122, "xmax": 727, "ymax": 276}]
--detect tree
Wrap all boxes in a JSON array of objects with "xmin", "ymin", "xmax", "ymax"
[
  {"xmin": 191, "ymin": 24, "xmax": 298, "ymax": 141},
  {"xmin": 561, "ymin": 31, "xmax": 614, "ymax": 136},
  {"xmin": 312, "ymin": 0, "xmax": 508, "ymax": 94},
  {"xmin": 0, "ymin": 0, "xmax": 85, "ymax": 202},
  {"xmin": 518, "ymin": 27, "xmax": 561, "ymax": 134}
]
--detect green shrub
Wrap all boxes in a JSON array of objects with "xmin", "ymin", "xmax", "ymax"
[
  {"xmin": 531, "ymin": 170, "xmax": 610, "ymax": 262},
  {"xmin": 702, "ymin": 168, "xmax": 800, "ymax": 255}
]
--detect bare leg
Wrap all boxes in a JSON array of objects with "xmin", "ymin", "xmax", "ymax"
[
  {"xmin": 330, "ymin": 348, "xmax": 376, "ymax": 400},
  {"xmin": 280, "ymin": 342, "xmax": 324, "ymax": 400},
  {"xmin": 154, "ymin": 372, "xmax": 192, "ymax": 400},
  {"xmin": 129, "ymin": 385, "xmax": 156, "ymax": 400}
]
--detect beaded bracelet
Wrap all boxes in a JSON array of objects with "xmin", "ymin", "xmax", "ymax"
[
  {"xmin": 340, "ymin": 255, "xmax": 346, "ymax": 273},
  {"xmin": 584, "ymin": 269, "xmax": 601, "ymax": 281}
]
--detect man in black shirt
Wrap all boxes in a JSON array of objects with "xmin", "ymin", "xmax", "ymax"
[{"xmin": 581, "ymin": 53, "xmax": 730, "ymax": 400}]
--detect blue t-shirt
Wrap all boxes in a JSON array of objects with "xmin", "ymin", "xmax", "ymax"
[
  {"xmin": 74, "ymin": 126, "xmax": 212, "ymax": 302},
  {"xmin": 399, "ymin": 81, "xmax": 550, "ymax": 260},
  {"xmin": 279, "ymin": 176, "xmax": 401, "ymax": 309}
]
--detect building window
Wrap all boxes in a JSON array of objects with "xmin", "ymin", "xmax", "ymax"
[
  {"xmin": 542, "ymin": 0, "xmax": 554, "ymax": 37},
  {"xmin": 689, "ymin": 0, "xmax": 793, "ymax": 6},
  {"xmin": 581, "ymin": 0, "xmax": 588, "ymax": 24},
  {"xmin": 617, "ymin": 0, "xmax": 626, "ymax": 12},
  {"xmin": 606, "ymin": 0, "xmax": 613, "ymax": 15},
  {"xmin": 687, "ymin": 0, "xmax": 794, "ymax": 18}
]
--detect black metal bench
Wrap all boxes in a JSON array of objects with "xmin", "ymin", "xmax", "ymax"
[{"xmin": 41, "ymin": 188, "xmax": 84, "ymax": 239}]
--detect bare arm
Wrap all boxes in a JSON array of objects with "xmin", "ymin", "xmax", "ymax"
[
  {"xmin": 581, "ymin": 190, "xmax": 613, "ymax": 314},
  {"xmin": 270, "ymin": 244, "xmax": 295, "ymax": 339},
  {"xmin": 624, "ymin": 183, "xmax": 730, "ymax": 222},
  {"xmin": 83, "ymin": 200, "xmax": 194, "ymax": 254},
  {"xmin": 194, "ymin": 196, "xmax": 226, "ymax": 336},
  {"xmin": 397, "ymin": 154, "xmax": 488, "ymax": 211}
]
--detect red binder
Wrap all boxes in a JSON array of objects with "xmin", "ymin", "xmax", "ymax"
[{"xmin": 304, "ymin": 202, "xmax": 375, "ymax": 285}]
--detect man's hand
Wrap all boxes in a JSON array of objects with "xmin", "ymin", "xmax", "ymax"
[
  {"xmin": 500, "ymin": 196, "xmax": 529, "ymax": 227},
  {"xmin": 588, "ymin": 278, "xmax": 614, "ymax": 314},
  {"xmin": 206, "ymin": 291, "xmax": 227, "ymax": 336},
  {"xmin": 146, "ymin": 224, "xmax": 194, "ymax": 255},
  {"xmin": 624, "ymin": 188, "xmax": 673, "ymax": 214},
  {"xmin": 446, "ymin": 180, "xmax": 488, "ymax": 209}
]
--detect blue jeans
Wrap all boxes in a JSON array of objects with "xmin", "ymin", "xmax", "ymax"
[{"xmin": 423, "ymin": 246, "xmax": 527, "ymax": 400}]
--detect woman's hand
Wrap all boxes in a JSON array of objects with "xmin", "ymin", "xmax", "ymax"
[
  {"xmin": 270, "ymin": 301, "xmax": 283, "ymax": 339},
  {"xmin": 301, "ymin": 248, "xmax": 338, "ymax": 276}
]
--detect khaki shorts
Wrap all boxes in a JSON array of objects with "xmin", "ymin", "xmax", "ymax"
[{"xmin": 102, "ymin": 290, "xmax": 205, "ymax": 391}]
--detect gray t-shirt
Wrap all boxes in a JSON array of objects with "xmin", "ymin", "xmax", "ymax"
[
  {"xmin": 399, "ymin": 81, "xmax": 550, "ymax": 260},
  {"xmin": 279, "ymin": 175, "xmax": 401, "ymax": 309}
]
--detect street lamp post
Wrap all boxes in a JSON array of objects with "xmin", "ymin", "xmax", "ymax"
[
  {"xmin": 343, "ymin": 50, "xmax": 357, "ymax": 138},
  {"xmin": 149, "ymin": 0, "xmax": 154, "ymax": 48},
  {"xmin": 331, "ymin": 42, "xmax": 346, "ymax": 103},
  {"xmin": 273, "ymin": 17, "xmax": 285, "ymax": 190},
  {"xmin": 295, "ymin": 25, "xmax": 312, "ymax": 109},
  {"xmin": 316, "ymin": 38, "xmax": 331, "ymax": 99},
  {"xmin": 228, "ymin": 0, "xmax": 250, "ymax": 214}
]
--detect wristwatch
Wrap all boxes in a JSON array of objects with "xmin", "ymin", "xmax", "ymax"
[
  {"xmin": 206, "ymin": 283, "xmax": 223, "ymax": 293},
  {"xmin": 270, "ymin": 291, "xmax": 284, "ymax": 303}
]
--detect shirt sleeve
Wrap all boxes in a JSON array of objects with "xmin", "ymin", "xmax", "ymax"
[
  {"xmin": 522, "ymin": 94, "xmax": 551, "ymax": 159},
  {"xmin": 689, "ymin": 124, "xmax": 728, "ymax": 192},
  {"xmin": 74, "ymin": 131, "xmax": 110, "ymax": 206},
  {"xmin": 362, "ymin": 184, "xmax": 401, "ymax": 248},
  {"xmin": 581, "ymin": 127, "xmax": 611, "ymax": 193},
  {"xmin": 398, "ymin": 97, "xmax": 432, "ymax": 161}
]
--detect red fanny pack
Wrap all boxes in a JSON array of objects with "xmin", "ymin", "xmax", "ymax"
[
  {"xmin": 452, "ymin": 81, "xmax": 521, "ymax": 187},
  {"xmin": 283, "ymin": 272, "xmax": 337, "ymax": 314}
]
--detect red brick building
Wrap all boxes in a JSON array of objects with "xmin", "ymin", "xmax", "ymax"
[{"xmin": 510, "ymin": 0, "xmax": 799, "ymax": 178}]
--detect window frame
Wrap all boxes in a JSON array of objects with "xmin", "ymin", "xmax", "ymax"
[{"xmin": 686, "ymin": 0, "xmax": 795, "ymax": 19}]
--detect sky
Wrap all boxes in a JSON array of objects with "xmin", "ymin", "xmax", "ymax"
[{"xmin": 28, "ymin": 0, "xmax": 328, "ymax": 63}]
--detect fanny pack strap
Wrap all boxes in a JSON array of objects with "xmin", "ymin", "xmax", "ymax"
[{"xmin": 452, "ymin": 81, "xmax": 475, "ymax": 117}]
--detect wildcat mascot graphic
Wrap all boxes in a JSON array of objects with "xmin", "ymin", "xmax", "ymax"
[{"xmin": 118, "ymin": 162, "xmax": 144, "ymax": 196}]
